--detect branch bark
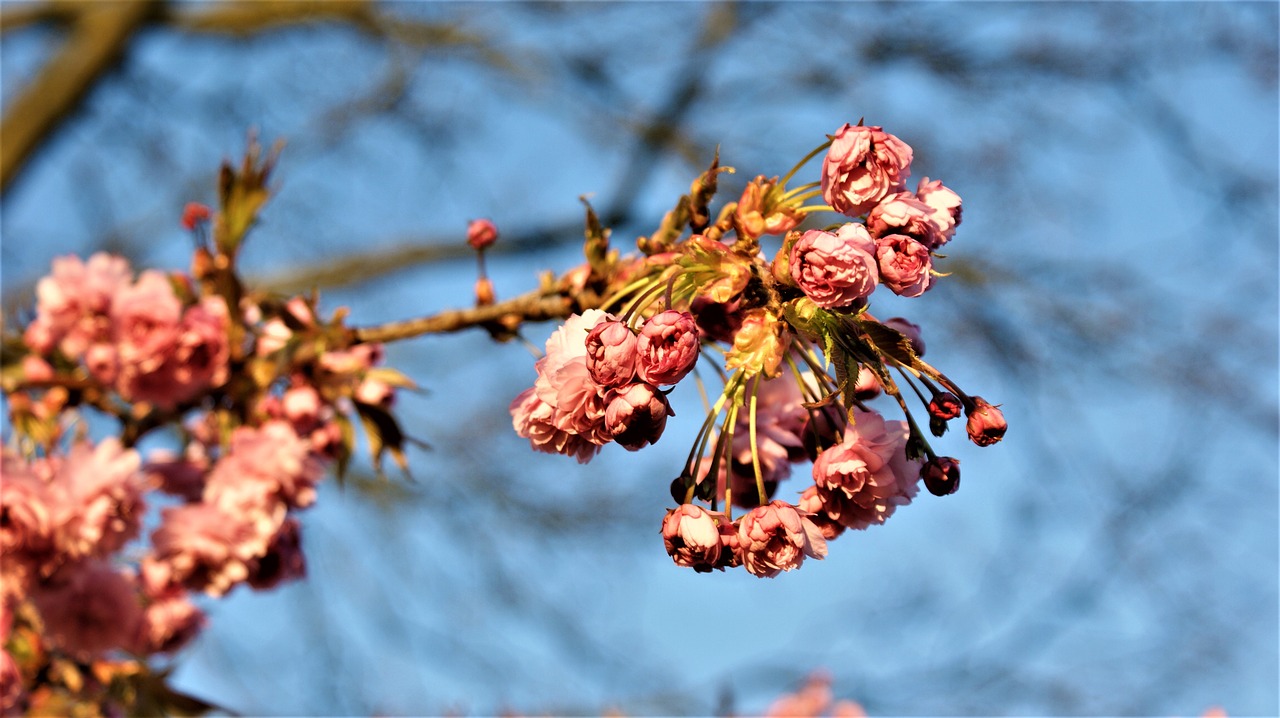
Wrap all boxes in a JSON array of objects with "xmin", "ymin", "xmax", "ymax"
[
  {"xmin": 351, "ymin": 289, "xmax": 573, "ymax": 345},
  {"xmin": 0, "ymin": 0, "xmax": 155, "ymax": 196}
]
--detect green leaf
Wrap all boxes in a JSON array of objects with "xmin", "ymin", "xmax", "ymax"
[{"xmin": 858, "ymin": 318, "xmax": 919, "ymax": 368}]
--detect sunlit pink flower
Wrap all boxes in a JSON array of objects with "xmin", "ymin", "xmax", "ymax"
[
  {"xmin": 867, "ymin": 191, "xmax": 944, "ymax": 250},
  {"xmin": 966, "ymin": 396, "xmax": 1007, "ymax": 447},
  {"xmin": 882, "ymin": 317, "xmax": 925, "ymax": 356},
  {"xmin": 246, "ymin": 517, "xmax": 306, "ymax": 590},
  {"xmin": 797, "ymin": 485, "xmax": 845, "ymax": 541},
  {"xmin": 821, "ymin": 124, "xmax": 913, "ymax": 217},
  {"xmin": 31, "ymin": 560, "xmax": 141, "ymax": 659},
  {"xmin": 765, "ymin": 671, "xmax": 834, "ymax": 718},
  {"xmin": 636, "ymin": 310, "xmax": 700, "ymax": 386},
  {"xmin": 168, "ymin": 296, "xmax": 230, "ymax": 399},
  {"xmin": 147, "ymin": 503, "xmax": 259, "ymax": 597},
  {"xmin": 510, "ymin": 386, "xmax": 602, "ymax": 464},
  {"xmin": 111, "ymin": 269, "xmax": 182, "ymax": 372},
  {"xmin": 46, "ymin": 439, "xmax": 145, "ymax": 560},
  {"xmin": 875, "ymin": 234, "xmax": 933, "ymax": 297},
  {"xmin": 789, "ymin": 225, "xmax": 879, "ymax": 309},
  {"xmin": 0, "ymin": 452, "xmax": 56, "ymax": 572},
  {"xmin": 317, "ymin": 343, "xmax": 382, "ymax": 378},
  {"xmin": 585, "ymin": 319, "xmax": 638, "ymax": 388},
  {"xmin": 661, "ymin": 505, "xmax": 723, "ymax": 572},
  {"xmin": 811, "ymin": 408, "xmax": 921, "ymax": 531},
  {"xmin": 737, "ymin": 500, "xmax": 827, "ymax": 578},
  {"xmin": 205, "ymin": 421, "xmax": 325, "ymax": 513},
  {"xmin": 136, "ymin": 589, "xmax": 205, "ymax": 655},
  {"xmin": 604, "ymin": 382, "xmax": 671, "ymax": 451},
  {"xmin": 466, "ymin": 218, "xmax": 499, "ymax": 251},
  {"xmin": 25, "ymin": 253, "xmax": 131, "ymax": 358},
  {"xmin": 256, "ymin": 317, "xmax": 292, "ymax": 356},
  {"xmin": 916, "ymin": 177, "xmax": 962, "ymax": 245}
]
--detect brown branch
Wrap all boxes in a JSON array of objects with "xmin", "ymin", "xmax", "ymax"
[
  {"xmin": 0, "ymin": 1, "xmax": 78, "ymax": 35},
  {"xmin": 0, "ymin": 0, "xmax": 154, "ymax": 196},
  {"xmin": 351, "ymin": 289, "xmax": 573, "ymax": 345}
]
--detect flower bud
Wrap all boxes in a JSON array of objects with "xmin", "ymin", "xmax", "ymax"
[
  {"xmin": 965, "ymin": 396, "xmax": 1007, "ymax": 447},
  {"xmin": 921, "ymin": 456, "xmax": 961, "ymax": 496},
  {"xmin": 636, "ymin": 310, "xmax": 700, "ymax": 386},
  {"xmin": 181, "ymin": 202, "xmax": 211, "ymax": 231},
  {"xmin": 604, "ymin": 382, "xmax": 671, "ymax": 451},
  {"xmin": 474, "ymin": 277, "xmax": 495, "ymax": 306},
  {"xmin": 585, "ymin": 320, "xmax": 638, "ymax": 388},
  {"xmin": 928, "ymin": 392, "xmax": 962, "ymax": 421},
  {"xmin": 466, "ymin": 218, "xmax": 498, "ymax": 251}
]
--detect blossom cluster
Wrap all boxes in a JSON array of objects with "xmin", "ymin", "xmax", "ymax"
[
  {"xmin": 507, "ymin": 121, "xmax": 1006, "ymax": 577},
  {"xmin": 1, "ymin": 149, "xmax": 413, "ymax": 714}
]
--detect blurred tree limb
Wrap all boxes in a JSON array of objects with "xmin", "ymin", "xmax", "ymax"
[{"xmin": 0, "ymin": 0, "xmax": 506, "ymax": 196}]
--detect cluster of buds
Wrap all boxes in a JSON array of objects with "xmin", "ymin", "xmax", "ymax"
[
  {"xmin": 0, "ymin": 143, "xmax": 415, "ymax": 714},
  {"xmin": 507, "ymin": 121, "xmax": 1006, "ymax": 577}
]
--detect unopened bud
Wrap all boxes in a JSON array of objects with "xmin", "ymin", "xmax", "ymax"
[
  {"xmin": 921, "ymin": 456, "xmax": 961, "ymax": 496},
  {"xmin": 928, "ymin": 392, "xmax": 963, "ymax": 421},
  {"xmin": 467, "ymin": 218, "xmax": 498, "ymax": 251},
  {"xmin": 965, "ymin": 396, "xmax": 1007, "ymax": 447},
  {"xmin": 181, "ymin": 202, "xmax": 212, "ymax": 231}
]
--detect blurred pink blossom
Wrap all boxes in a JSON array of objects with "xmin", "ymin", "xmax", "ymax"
[
  {"xmin": 47, "ymin": 438, "xmax": 146, "ymax": 560},
  {"xmin": 147, "ymin": 503, "xmax": 259, "ymax": 597},
  {"xmin": 136, "ymin": 589, "xmax": 205, "ymax": 655},
  {"xmin": 31, "ymin": 560, "xmax": 142, "ymax": 659},
  {"xmin": 466, "ymin": 218, "xmax": 499, "ymax": 250},
  {"xmin": 24, "ymin": 253, "xmax": 130, "ymax": 358}
]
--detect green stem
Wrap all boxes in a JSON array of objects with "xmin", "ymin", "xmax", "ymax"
[{"xmin": 780, "ymin": 140, "xmax": 832, "ymax": 187}]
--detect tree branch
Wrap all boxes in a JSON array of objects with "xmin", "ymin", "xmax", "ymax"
[
  {"xmin": 351, "ymin": 289, "xmax": 573, "ymax": 345},
  {"xmin": 0, "ymin": 0, "xmax": 154, "ymax": 196}
]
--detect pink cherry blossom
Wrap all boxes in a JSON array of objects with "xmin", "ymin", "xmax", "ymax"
[
  {"xmin": 24, "ymin": 253, "xmax": 130, "ymax": 358},
  {"xmin": 283, "ymin": 384, "xmax": 323, "ymax": 425},
  {"xmin": 690, "ymin": 296, "xmax": 744, "ymax": 344},
  {"xmin": 789, "ymin": 224, "xmax": 879, "ymax": 309},
  {"xmin": 810, "ymin": 408, "xmax": 921, "ymax": 531},
  {"xmin": 144, "ymin": 450, "xmax": 209, "ymax": 502},
  {"xmin": 797, "ymin": 485, "xmax": 845, "ymax": 541},
  {"xmin": 147, "ymin": 503, "xmax": 259, "ymax": 597},
  {"xmin": 205, "ymin": 421, "xmax": 325, "ymax": 516},
  {"xmin": 510, "ymin": 386, "xmax": 603, "ymax": 464},
  {"xmin": 866, "ymin": 191, "xmax": 945, "ymax": 249},
  {"xmin": 111, "ymin": 269, "xmax": 183, "ymax": 372},
  {"xmin": 737, "ymin": 500, "xmax": 827, "ymax": 578},
  {"xmin": 874, "ymin": 234, "xmax": 933, "ymax": 298},
  {"xmin": 0, "ymin": 452, "xmax": 56, "ymax": 574},
  {"xmin": 0, "ymin": 646, "xmax": 19, "ymax": 715},
  {"xmin": 31, "ymin": 560, "xmax": 142, "ymax": 659},
  {"xmin": 928, "ymin": 392, "xmax": 962, "ymax": 421},
  {"xmin": 661, "ymin": 504, "xmax": 724, "ymax": 572},
  {"xmin": 604, "ymin": 382, "xmax": 671, "ymax": 451},
  {"xmin": 136, "ymin": 588, "xmax": 205, "ymax": 655},
  {"xmin": 513, "ymin": 310, "xmax": 614, "ymax": 459},
  {"xmin": 821, "ymin": 123, "xmax": 913, "ymax": 217},
  {"xmin": 916, "ymin": 177, "xmax": 962, "ymax": 245},
  {"xmin": 46, "ymin": 438, "xmax": 146, "ymax": 561},
  {"xmin": 585, "ymin": 319, "xmax": 638, "ymax": 388},
  {"xmin": 635, "ymin": 310, "xmax": 700, "ymax": 386}
]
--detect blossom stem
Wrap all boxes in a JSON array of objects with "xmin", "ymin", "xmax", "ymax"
[
  {"xmin": 779, "ymin": 140, "xmax": 832, "ymax": 187},
  {"xmin": 748, "ymin": 375, "xmax": 767, "ymax": 507}
]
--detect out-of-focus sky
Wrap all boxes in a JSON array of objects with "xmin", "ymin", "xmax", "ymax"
[{"xmin": 2, "ymin": 2, "xmax": 1277, "ymax": 715}]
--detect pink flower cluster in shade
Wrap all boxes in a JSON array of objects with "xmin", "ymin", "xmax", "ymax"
[
  {"xmin": 511, "ymin": 309, "xmax": 699, "ymax": 462},
  {"xmin": 791, "ymin": 126, "xmax": 962, "ymax": 307},
  {"xmin": 22, "ymin": 254, "xmax": 230, "ymax": 410}
]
